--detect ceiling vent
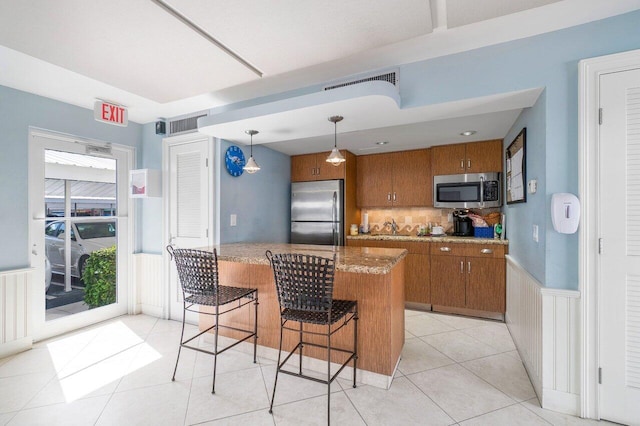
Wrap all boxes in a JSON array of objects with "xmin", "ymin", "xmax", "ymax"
[
  {"xmin": 168, "ymin": 112, "xmax": 208, "ymax": 136},
  {"xmin": 323, "ymin": 70, "xmax": 399, "ymax": 92}
]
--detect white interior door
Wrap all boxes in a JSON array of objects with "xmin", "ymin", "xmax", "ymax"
[
  {"xmin": 599, "ymin": 67, "xmax": 640, "ymax": 425},
  {"xmin": 29, "ymin": 130, "xmax": 132, "ymax": 340},
  {"xmin": 165, "ymin": 135, "xmax": 214, "ymax": 322}
]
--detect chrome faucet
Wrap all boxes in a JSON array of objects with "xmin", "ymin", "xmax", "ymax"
[{"xmin": 383, "ymin": 218, "xmax": 399, "ymax": 235}]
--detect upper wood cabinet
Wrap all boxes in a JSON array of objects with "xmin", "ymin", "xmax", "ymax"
[
  {"xmin": 357, "ymin": 149, "xmax": 432, "ymax": 208},
  {"xmin": 291, "ymin": 151, "xmax": 346, "ymax": 182},
  {"xmin": 431, "ymin": 140, "xmax": 503, "ymax": 176},
  {"xmin": 356, "ymin": 153, "xmax": 393, "ymax": 206}
]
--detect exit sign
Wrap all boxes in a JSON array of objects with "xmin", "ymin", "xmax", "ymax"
[{"xmin": 94, "ymin": 101, "xmax": 128, "ymax": 127}]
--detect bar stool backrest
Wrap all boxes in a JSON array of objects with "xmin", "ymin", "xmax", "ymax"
[
  {"xmin": 266, "ymin": 251, "xmax": 336, "ymax": 313},
  {"xmin": 167, "ymin": 246, "xmax": 219, "ymax": 297}
]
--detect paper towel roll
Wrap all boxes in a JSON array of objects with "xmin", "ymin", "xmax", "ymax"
[{"xmin": 363, "ymin": 213, "xmax": 368, "ymax": 226}]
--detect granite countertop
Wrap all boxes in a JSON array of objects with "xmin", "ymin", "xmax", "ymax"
[
  {"xmin": 200, "ymin": 243, "xmax": 407, "ymax": 275},
  {"xmin": 347, "ymin": 234, "xmax": 509, "ymax": 245}
]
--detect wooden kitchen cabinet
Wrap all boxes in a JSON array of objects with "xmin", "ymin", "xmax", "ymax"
[
  {"xmin": 356, "ymin": 153, "xmax": 393, "ymax": 206},
  {"xmin": 431, "ymin": 140, "xmax": 502, "ymax": 176},
  {"xmin": 291, "ymin": 151, "xmax": 346, "ymax": 182},
  {"xmin": 347, "ymin": 239, "xmax": 431, "ymax": 305},
  {"xmin": 356, "ymin": 149, "xmax": 432, "ymax": 207},
  {"xmin": 430, "ymin": 242, "xmax": 506, "ymax": 316},
  {"xmin": 466, "ymin": 257, "xmax": 505, "ymax": 313},
  {"xmin": 431, "ymin": 255, "xmax": 466, "ymax": 308}
]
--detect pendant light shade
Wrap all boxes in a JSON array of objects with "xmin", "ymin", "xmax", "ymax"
[
  {"xmin": 326, "ymin": 116, "xmax": 346, "ymax": 166},
  {"xmin": 243, "ymin": 130, "xmax": 260, "ymax": 174}
]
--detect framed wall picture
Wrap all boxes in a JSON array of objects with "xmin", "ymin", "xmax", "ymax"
[{"xmin": 506, "ymin": 128, "xmax": 526, "ymax": 204}]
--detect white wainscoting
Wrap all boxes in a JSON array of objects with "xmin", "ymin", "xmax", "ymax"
[
  {"xmin": 134, "ymin": 253, "xmax": 165, "ymax": 318},
  {"xmin": 0, "ymin": 268, "xmax": 33, "ymax": 357},
  {"xmin": 506, "ymin": 256, "xmax": 581, "ymax": 415}
]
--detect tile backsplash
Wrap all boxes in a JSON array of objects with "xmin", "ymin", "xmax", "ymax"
[
  {"xmin": 361, "ymin": 207, "xmax": 453, "ymax": 234},
  {"xmin": 359, "ymin": 207, "xmax": 502, "ymax": 235}
]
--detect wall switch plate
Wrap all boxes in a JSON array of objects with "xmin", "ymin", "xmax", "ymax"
[
  {"xmin": 533, "ymin": 224, "xmax": 539, "ymax": 242},
  {"xmin": 528, "ymin": 179, "xmax": 538, "ymax": 194},
  {"xmin": 230, "ymin": 214, "xmax": 237, "ymax": 227}
]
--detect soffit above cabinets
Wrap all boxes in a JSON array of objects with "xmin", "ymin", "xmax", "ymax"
[{"xmin": 198, "ymin": 82, "xmax": 543, "ymax": 156}]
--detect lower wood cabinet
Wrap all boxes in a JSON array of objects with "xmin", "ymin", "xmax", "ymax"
[
  {"xmin": 347, "ymin": 239, "xmax": 430, "ymax": 305},
  {"xmin": 430, "ymin": 256, "xmax": 466, "ymax": 308},
  {"xmin": 430, "ymin": 242, "xmax": 506, "ymax": 314},
  {"xmin": 347, "ymin": 238, "xmax": 507, "ymax": 317}
]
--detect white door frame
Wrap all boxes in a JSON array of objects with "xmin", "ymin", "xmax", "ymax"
[
  {"xmin": 162, "ymin": 132, "xmax": 217, "ymax": 320},
  {"xmin": 579, "ymin": 48, "xmax": 640, "ymax": 419},
  {"xmin": 28, "ymin": 128, "xmax": 135, "ymax": 341}
]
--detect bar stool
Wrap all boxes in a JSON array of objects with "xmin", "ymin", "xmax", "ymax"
[
  {"xmin": 265, "ymin": 250, "xmax": 358, "ymax": 424},
  {"xmin": 167, "ymin": 246, "xmax": 258, "ymax": 394}
]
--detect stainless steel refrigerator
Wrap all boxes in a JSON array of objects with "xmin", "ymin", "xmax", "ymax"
[{"xmin": 290, "ymin": 180, "xmax": 344, "ymax": 246}]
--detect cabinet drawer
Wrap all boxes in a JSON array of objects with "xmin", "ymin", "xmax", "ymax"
[
  {"xmin": 462, "ymin": 244, "xmax": 505, "ymax": 258},
  {"xmin": 348, "ymin": 239, "xmax": 430, "ymax": 254},
  {"xmin": 430, "ymin": 242, "xmax": 505, "ymax": 258},
  {"xmin": 393, "ymin": 241, "xmax": 430, "ymax": 255},
  {"xmin": 430, "ymin": 242, "xmax": 466, "ymax": 256}
]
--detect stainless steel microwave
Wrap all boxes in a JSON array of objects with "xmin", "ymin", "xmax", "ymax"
[{"xmin": 433, "ymin": 172, "xmax": 502, "ymax": 209}]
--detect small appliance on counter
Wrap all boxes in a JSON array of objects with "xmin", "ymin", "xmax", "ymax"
[{"xmin": 452, "ymin": 209, "xmax": 474, "ymax": 236}]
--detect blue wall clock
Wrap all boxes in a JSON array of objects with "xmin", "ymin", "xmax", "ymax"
[{"xmin": 225, "ymin": 146, "xmax": 246, "ymax": 177}]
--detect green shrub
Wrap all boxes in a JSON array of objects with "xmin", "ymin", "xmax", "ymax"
[{"xmin": 83, "ymin": 246, "xmax": 116, "ymax": 308}]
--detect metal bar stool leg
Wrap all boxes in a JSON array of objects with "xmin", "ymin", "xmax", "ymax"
[
  {"xmin": 298, "ymin": 321, "xmax": 303, "ymax": 375},
  {"xmin": 327, "ymin": 323, "xmax": 332, "ymax": 425},
  {"xmin": 353, "ymin": 308, "xmax": 358, "ymax": 388},
  {"xmin": 253, "ymin": 294, "xmax": 258, "ymax": 363},
  {"xmin": 269, "ymin": 320, "xmax": 285, "ymax": 414},
  {"xmin": 172, "ymin": 303, "xmax": 187, "ymax": 381},
  {"xmin": 212, "ymin": 305, "xmax": 220, "ymax": 394}
]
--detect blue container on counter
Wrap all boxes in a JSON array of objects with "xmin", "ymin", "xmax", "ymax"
[{"xmin": 473, "ymin": 226, "xmax": 494, "ymax": 238}]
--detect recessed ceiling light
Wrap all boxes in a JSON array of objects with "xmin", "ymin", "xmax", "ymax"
[
  {"xmin": 376, "ymin": 141, "xmax": 389, "ymax": 145},
  {"xmin": 460, "ymin": 130, "xmax": 477, "ymax": 136}
]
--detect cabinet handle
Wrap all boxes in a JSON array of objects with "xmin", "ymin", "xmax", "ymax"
[
  {"xmin": 468, "ymin": 261, "xmax": 471, "ymax": 274},
  {"xmin": 468, "ymin": 159, "xmax": 471, "ymax": 169},
  {"xmin": 387, "ymin": 192, "xmax": 392, "ymax": 202},
  {"xmin": 393, "ymin": 192, "xmax": 397, "ymax": 202},
  {"xmin": 460, "ymin": 159, "xmax": 464, "ymax": 169},
  {"xmin": 460, "ymin": 260, "xmax": 464, "ymax": 273},
  {"xmin": 480, "ymin": 248, "xmax": 493, "ymax": 254},
  {"xmin": 439, "ymin": 247, "xmax": 451, "ymax": 252},
  {"xmin": 316, "ymin": 167, "xmax": 320, "ymax": 175}
]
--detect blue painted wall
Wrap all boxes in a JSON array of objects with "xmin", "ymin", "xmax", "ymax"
[
  {"xmin": 137, "ymin": 123, "xmax": 164, "ymax": 253},
  {"xmin": 0, "ymin": 85, "xmax": 142, "ymax": 271},
  {"xmin": 217, "ymin": 139, "xmax": 290, "ymax": 244},
  {"xmin": 503, "ymin": 92, "xmax": 547, "ymax": 285}
]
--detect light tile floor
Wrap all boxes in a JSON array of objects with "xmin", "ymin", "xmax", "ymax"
[
  {"xmin": 0, "ymin": 310, "xmax": 615, "ymax": 425},
  {"xmin": 45, "ymin": 301, "xmax": 90, "ymax": 321}
]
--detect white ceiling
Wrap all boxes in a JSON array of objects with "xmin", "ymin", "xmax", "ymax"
[{"xmin": 0, "ymin": 0, "xmax": 638, "ymax": 155}]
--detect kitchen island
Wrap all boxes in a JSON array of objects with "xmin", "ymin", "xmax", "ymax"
[{"xmin": 198, "ymin": 243, "xmax": 407, "ymax": 388}]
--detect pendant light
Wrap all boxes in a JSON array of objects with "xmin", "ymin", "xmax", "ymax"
[
  {"xmin": 243, "ymin": 130, "xmax": 260, "ymax": 174},
  {"xmin": 326, "ymin": 116, "xmax": 346, "ymax": 166}
]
